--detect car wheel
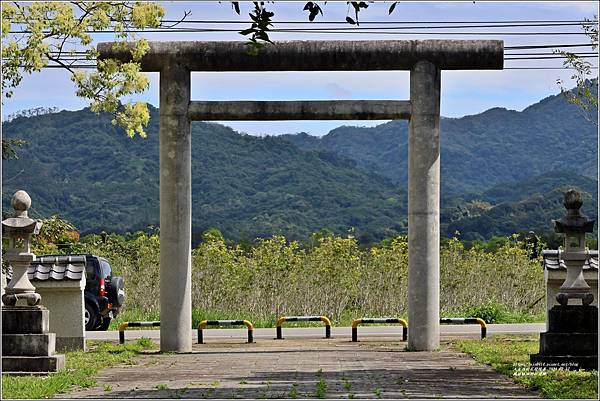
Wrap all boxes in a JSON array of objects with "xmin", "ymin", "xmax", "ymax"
[
  {"xmin": 85, "ymin": 303, "xmax": 98, "ymax": 331},
  {"xmin": 96, "ymin": 317, "xmax": 111, "ymax": 331}
]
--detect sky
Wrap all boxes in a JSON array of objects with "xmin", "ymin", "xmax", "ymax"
[{"xmin": 2, "ymin": 1, "xmax": 599, "ymax": 136}]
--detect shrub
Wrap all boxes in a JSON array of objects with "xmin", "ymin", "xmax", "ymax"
[{"xmin": 51, "ymin": 232, "xmax": 545, "ymax": 323}]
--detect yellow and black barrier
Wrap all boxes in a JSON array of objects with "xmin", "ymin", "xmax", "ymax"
[
  {"xmin": 276, "ymin": 316, "xmax": 332, "ymax": 339},
  {"xmin": 197, "ymin": 320, "xmax": 254, "ymax": 344},
  {"xmin": 351, "ymin": 318, "xmax": 408, "ymax": 342},
  {"xmin": 118, "ymin": 321, "xmax": 160, "ymax": 344},
  {"xmin": 440, "ymin": 317, "xmax": 487, "ymax": 339}
]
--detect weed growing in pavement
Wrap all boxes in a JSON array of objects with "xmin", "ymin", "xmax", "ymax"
[
  {"xmin": 288, "ymin": 383, "xmax": 299, "ymax": 398},
  {"xmin": 315, "ymin": 378, "xmax": 327, "ymax": 399},
  {"xmin": 342, "ymin": 377, "xmax": 352, "ymax": 392}
]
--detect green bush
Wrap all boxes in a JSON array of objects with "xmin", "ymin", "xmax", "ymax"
[
  {"xmin": 48, "ymin": 232, "xmax": 545, "ymax": 324},
  {"xmin": 466, "ymin": 302, "xmax": 504, "ymax": 324}
]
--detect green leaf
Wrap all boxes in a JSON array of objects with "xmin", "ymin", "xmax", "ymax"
[{"xmin": 239, "ymin": 28, "xmax": 255, "ymax": 36}]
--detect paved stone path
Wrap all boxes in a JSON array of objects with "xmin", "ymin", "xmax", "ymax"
[{"xmin": 65, "ymin": 338, "xmax": 538, "ymax": 399}]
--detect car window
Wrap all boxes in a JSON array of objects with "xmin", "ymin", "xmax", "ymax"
[
  {"xmin": 85, "ymin": 264, "xmax": 95, "ymax": 281},
  {"xmin": 99, "ymin": 260, "xmax": 112, "ymax": 279}
]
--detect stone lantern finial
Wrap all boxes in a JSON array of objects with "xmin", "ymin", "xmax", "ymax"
[
  {"xmin": 2, "ymin": 190, "xmax": 42, "ymax": 306},
  {"xmin": 563, "ymin": 189, "xmax": 583, "ymax": 211},
  {"xmin": 11, "ymin": 190, "xmax": 32, "ymax": 218}
]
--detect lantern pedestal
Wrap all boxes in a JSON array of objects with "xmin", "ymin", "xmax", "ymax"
[
  {"xmin": 530, "ymin": 305, "xmax": 598, "ymax": 371},
  {"xmin": 2, "ymin": 306, "xmax": 65, "ymax": 373}
]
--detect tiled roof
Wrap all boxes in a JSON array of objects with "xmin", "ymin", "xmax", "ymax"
[
  {"xmin": 542, "ymin": 250, "xmax": 598, "ymax": 271},
  {"xmin": 27, "ymin": 255, "xmax": 86, "ymax": 281}
]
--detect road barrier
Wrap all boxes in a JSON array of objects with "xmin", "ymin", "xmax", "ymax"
[
  {"xmin": 351, "ymin": 318, "xmax": 408, "ymax": 342},
  {"xmin": 276, "ymin": 316, "xmax": 332, "ymax": 339},
  {"xmin": 440, "ymin": 317, "xmax": 487, "ymax": 339},
  {"xmin": 118, "ymin": 321, "xmax": 160, "ymax": 344},
  {"xmin": 197, "ymin": 320, "xmax": 254, "ymax": 344}
]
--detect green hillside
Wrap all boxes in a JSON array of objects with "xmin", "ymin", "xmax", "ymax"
[
  {"xmin": 1, "ymin": 107, "xmax": 406, "ymax": 243},
  {"xmin": 282, "ymin": 88, "xmax": 598, "ymax": 194},
  {"xmin": 445, "ymin": 186, "xmax": 597, "ymax": 241},
  {"xmin": 2, "ymin": 87, "xmax": 597, "ymax": 243}
]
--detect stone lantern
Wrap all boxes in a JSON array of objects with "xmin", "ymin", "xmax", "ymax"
[
  {"xmin": 2, "ymin": 190, "xmax": 65, "ymax": 373},
  {"xmin": 2, "ymin": 190, "xmax": 42, "ymax": 306},
  {"xmin": 530, "ymin": 189, "xmax": 598, "ymax": 371},
  {"xmin": 553, "ymin": 189, "xmax": 595, "ymax": 306}
]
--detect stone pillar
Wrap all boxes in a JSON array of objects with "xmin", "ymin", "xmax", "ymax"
[
  {"xmin": 159, "ymin": 61, "xmax": 192, "ymax": 352},
  {"xmin": 408, "ymin": 60, "xmax": 441, "ymax": 351}
]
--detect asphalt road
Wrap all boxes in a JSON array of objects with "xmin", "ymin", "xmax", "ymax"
[{"xmin": 86, "ymin": 323, "xmax": 545, "ymax": 342}]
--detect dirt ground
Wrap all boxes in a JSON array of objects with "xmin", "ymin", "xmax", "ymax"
[{"xmin": 65, "ymin": 337, "xmax": 538, "ymax": 399}]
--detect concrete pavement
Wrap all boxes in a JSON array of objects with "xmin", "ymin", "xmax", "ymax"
[{"xmin": 66, "ymin": 337, "xmax": 539, "ymax": 399}]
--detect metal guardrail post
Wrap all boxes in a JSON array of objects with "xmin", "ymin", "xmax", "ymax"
[
  {"xmin": 440, "ymin": 317, "xmax": 487, "ymax": 339},
  {"xmin": 118, "ymin": 321, "xmax": 160, "ymax": 344},
  {"xmin": 197, "ymin": 319, "xmax": 254, "ymax": 344},
  {"xmin": 351, "ymin": 318, "xmax": 408, "ymax": 342},
  {"xmin": 275, "ymin": 315, "xmax": 332, "ymax": 339}
]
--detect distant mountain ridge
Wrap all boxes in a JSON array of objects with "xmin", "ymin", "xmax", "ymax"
[
  {"xmin": 2, "ymin": 87, "xmax": 597, "ymax": 243},
  {"xmin": 2, "ymin": 108, "xmax": 407, "ymax": 242},
  {"xmin": 282, "ymin": 88, "xmax": 598, "ymax": 194}
]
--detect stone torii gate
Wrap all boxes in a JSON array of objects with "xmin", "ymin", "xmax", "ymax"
[{"xmin": 99, "ymin": 40, "xmax": 503, "ymax": 353}]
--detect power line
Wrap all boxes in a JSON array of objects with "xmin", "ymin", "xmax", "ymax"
[
  {"xmin": 29, "ymin": 64, "xmax": 598, "ymax": 70},
  {"xmin": 41, "ymin": 45, "xmax": 598, "ymax": 56},
  {"xmin": 137, "ymin": 19, "xmax": 600, "ymax": 25},
  {"xmin": 9, "ymin": 28, "xmax": 593, "ymax": 35},
  {"xmin": 45, "ymin": 52, "xmax": 599, "ymax": 59},
  {"xmin": 9, "ymin": 22, "xmax": 598, "ymax": 34},
  {"xmin": 504, "ymin": 67, "xmax": 598, "ymax": 70},
  {"xmin": 9, "ymin": 19, "xmax": 597, "ymax": 26},
  {"xmin": 44, "ymin": 45, "xmax": 598, "ymax": 54},
  {"xmin": 503, "ymin": 52, "xmax": 598, "ymax": 55},
  {"xmin": 504, "ymin": 43, "xmax": 596, "ymax": 49},
  {"xmin": 38, "ymin": 54, "xmax": 598, "ymax": 62},
  {"xmin": 505, "ymin": 55, "xmax": 598, "ymax": 60}
]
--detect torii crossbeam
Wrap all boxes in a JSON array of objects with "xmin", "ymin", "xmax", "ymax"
[{"xmin": 99, "ymin": 40, "xmax": 504, "ymax": 353}]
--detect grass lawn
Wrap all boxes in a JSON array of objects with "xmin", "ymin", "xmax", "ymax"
[
  {"xmin": 1, "ymin": 338, "xmax": 155, "ymax": 399},
  {"xmin": 452, "ymin": 335, "xmax": 598, "ymax": 399}
]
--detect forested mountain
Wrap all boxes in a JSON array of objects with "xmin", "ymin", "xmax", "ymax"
[
  {"xmin": 2, "ymin": 87, "xmax": 597, "ymax": 243},
  {"xmin": 282, "ymin": 88, "xmax": 598, "ymax": 194},
  {"xmin": 2, "ymin": 107, "xmax": 406, "ymax": 243}
]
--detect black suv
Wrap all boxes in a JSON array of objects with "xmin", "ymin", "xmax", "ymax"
[
  {"xmin": 37, "ymin": 254, "xmax": 125, "ymax": 330},
  {"xmin": 83, "ymin": 255, "xmax": 125, "ymax": 330}
]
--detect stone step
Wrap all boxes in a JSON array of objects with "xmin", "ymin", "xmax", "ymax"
[
  {"xmin": 2, "ymin": 333, "xmax": 56, "ymax": 356},
  {"xmin": 2, "ymin": 306, "xmax": 49, "ymax": 334},
  {"xmin": 2, "ymin": 355, "xmax": 65, "ymax": 373}
]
